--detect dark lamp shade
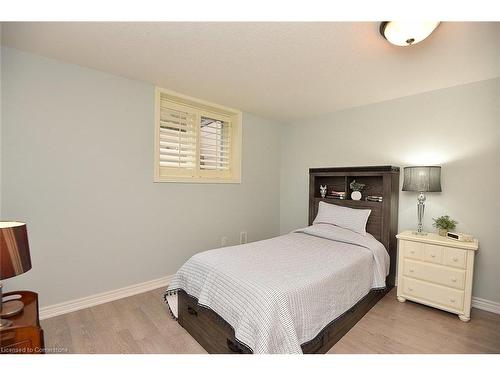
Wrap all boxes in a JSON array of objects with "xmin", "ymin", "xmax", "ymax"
[
  {"xmin": 0, "ymin": 221, "xmax": 32, "ymax": 280},
  {"xmin": 402, "ymin": 166, "xmax": 442, "ymax": 192}
]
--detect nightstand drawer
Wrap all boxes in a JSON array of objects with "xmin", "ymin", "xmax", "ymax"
[
  {"xmin": 443, "ymin": 247, "xmax": 467, "ymax": 269},
  {"xmin": 423, "ymin": 244, "xmax": 443, "ymax": 264},
  {"xmin": 402, "ymin": 277, "xmax": 464, "ymax": 311},
  {"xmin": 403, "ymin": 259, "xmax": 466, "ymax": 290},
  {"xmin": 403, "ymin": 241, "xmax": 424, "ymax": 260}
]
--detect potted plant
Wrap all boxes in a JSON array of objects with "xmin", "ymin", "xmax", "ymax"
[
  {"xmin": 432, "ymin": 215, "xmax": 458, "ymax": 236},
  {"xmin": 349, "ymin": 180, "xmax": 365, "ymax": 200}
]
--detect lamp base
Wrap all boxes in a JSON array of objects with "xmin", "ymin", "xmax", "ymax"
[
  {"xmin": 0, "ymin": 318, "xmax": 13, "ymax": 329},
  {"xmin": 1, "ymin": 300, "xmax": 25, "ymax": 318},
  {"xmin": 415, "ymin": 192, "xmax": 427, "ymax": 236}
]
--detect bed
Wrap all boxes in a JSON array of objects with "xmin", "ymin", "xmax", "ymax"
[{"xmin": 165, "ymin": 166, "xmax": 400, "ymax": 354}]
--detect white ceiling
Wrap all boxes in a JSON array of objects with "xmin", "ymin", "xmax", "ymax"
[{"xmin": 2, "ymin": 22, "xmax": 499, "ymax": 122}]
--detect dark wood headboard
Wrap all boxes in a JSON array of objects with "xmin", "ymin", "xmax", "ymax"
[{"xmin": 309, "ymin": 166, "xmax": 400, "ymax": 286}]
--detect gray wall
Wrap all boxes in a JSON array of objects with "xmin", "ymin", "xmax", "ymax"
[
  {"xmin": 1, "ymin": 48, "xmax": 282, "ymax": 307},
  {"xmin": 2, "ymin": 46, "xmax": 499, "ymax": 307},
  {"xmin": 280, "ymin": 78, "xmax": 500, "ymax": 303}
]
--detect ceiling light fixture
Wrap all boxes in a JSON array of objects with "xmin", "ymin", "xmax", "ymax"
[{"xmin": 380, "ymin": 21, "xmax": 440, "ymax": 46}]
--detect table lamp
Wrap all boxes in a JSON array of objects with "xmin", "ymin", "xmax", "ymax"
[
  {"xmin": 402, "ymin": 166, "xmax": 442, "ymax": 235},
  {"xmin": 0, "ymin": 221, "xmax": 32, "ymax": 328}
]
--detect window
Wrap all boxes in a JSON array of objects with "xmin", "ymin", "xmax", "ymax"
[{"xmin": 154, "ymin": 88, "xmax": 242, "ymax": 183}]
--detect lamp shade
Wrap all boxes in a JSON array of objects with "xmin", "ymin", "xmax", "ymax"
[
  {"xmin": 0, "ymin": 221, "xmax": 32, "ymax": 280},
  {"xmin": 402, "ymin": 166, "xmax": 442, "ymax": 192}
]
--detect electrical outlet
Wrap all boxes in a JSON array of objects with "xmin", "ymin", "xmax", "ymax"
[
  {"xmin": 240, "ymin": 231, "xmax": 247, "ymax": 244},
  {"xmin": 221, "ymin": 236, "xmax": 227, "ymax": 247}
]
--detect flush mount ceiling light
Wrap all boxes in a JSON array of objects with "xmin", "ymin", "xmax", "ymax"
[{"xmin": 380, "ymin": 21, "xmax": 440, "ymax": 46}]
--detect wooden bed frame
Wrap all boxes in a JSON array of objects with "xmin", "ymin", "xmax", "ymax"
[{"xmin": 176, "ymin": 166, "xmax": 400, "ymax": 354}]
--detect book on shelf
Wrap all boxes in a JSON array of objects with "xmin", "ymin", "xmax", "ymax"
[
  {"xmin": 329, "ymin": 191, "xmax": 346, "ymax": 195},
  {"xmin": 328, "ymin": 191, "xmax": 346, "ymax": 200},
  {"xmin": 365, "ymin": 195, "xmax": 383, "ymax": 202}
]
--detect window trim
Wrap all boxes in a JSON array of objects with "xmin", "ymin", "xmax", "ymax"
[{"xmin": 154, "ymin": 87, "xmax": 242, "ymax": 184}]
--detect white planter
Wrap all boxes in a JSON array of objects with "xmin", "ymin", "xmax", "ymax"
[{"xmin": 351, "ymin": 191, "xmax": 362, "ymax": 200}]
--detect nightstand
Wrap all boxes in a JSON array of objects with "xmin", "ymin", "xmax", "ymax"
[
  {"xmin": 396, "ymin": 231, "xmax": 478, "ymax": 322},
  {"xmin": 0, "ymin": 291, "xmax": 44, "ymax": 354}
]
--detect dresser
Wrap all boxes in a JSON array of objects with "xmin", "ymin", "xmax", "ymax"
[
  {"xmin": 396, "ymin": 231, "xmax": 478, "ymax": 322},
  {"xmin": 0, "ymin": 291, "xmax": 44, "ymax": 354}
]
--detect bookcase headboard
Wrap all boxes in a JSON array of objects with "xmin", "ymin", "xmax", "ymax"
[{"xmin": 309, "ymin": 166, "xmax": 400, "ymax": 286}]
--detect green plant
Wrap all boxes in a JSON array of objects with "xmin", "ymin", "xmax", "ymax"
[
  {"xmin": 432, "ymin": 215, "xmax": 458, "ymax": 231},
  {"xmin": 350, "ymin": 180, "xmax": 365, "ymax": 192}
]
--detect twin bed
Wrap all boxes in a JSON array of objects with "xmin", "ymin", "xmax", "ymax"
[{"xmin": 165, "ymin": 166, "xmax": 400, "ymax": 354}]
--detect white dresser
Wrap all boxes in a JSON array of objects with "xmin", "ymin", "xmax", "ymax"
[{"xmin": 396, "ymin": 230, "xmax": 478, "ymax": 322}]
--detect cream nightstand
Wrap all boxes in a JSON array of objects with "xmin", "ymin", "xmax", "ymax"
[{"xmin": 396, "ymin": 230, "xmax": 478, "ymax": 322}]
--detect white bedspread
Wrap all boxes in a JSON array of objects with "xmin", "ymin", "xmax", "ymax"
[{"xmin": 165, "ymin": 223, "xmax": 389, "ymax": 354}]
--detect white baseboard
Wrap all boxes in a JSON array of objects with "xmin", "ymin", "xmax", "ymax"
[
  {"xmin": 39, "ymin": 275, "xmax": 172, "ymax": 320},
  {"xmin": 472, "ymin": 296, "xmax": 500, "ymax": 315}
]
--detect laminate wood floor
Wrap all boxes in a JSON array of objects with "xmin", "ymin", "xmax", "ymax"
[{"xmin": 41, "ymin": 288, "xmax": 500, "ymax": 354}]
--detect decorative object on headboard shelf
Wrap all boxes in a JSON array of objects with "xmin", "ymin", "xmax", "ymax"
[
  {"xmin": 402, "ymin": 166, "xmax": 442, "ymax": 235},
  {"xmin": 319, "ymin": 184, "xmax": 327, "ymax": 198},
  {"xmin": 349, "ymin": 180, "xmax": 365, "ymax": 201},
  {"xmin": 432, "ymin": 215, "xmax": 457, "ymax": 237}
]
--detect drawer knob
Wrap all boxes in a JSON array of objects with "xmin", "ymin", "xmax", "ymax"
[
  {"xmin": 409, "ymin": 287, "xmax": 414, "ymax": 291},
  {"xmin": 409, "ymin": 269, "xmax": 414, "ymax": 273},
  {"xmin": 450, "ymin": 298, "xmax": 456, "ymax": 303},
  {"xmin": 451, "ymin": 277, "xmax": 457, "ymax": 282},
  {"xmin": 452, "ymin": 257, "xmax": 458, "ymax": 262},
  {"xmin": 430, "ymin": 254, "xmax": 436, "ymax": 258},
  {"xmin": 410, "ymin": 250, "xmax": 415, "ymax": 254}
]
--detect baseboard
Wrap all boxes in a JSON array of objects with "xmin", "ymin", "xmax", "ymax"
[
  {"xmin": 472, "ymin": 296, "xmax": 500, "ymax": 315},
  {"xmin": 39, "ymin": 275, "xmax": 172, "ymax": 320}
]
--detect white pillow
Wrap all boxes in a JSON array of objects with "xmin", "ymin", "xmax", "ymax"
[{"xmin": 313, "ymin": 201, "xmax": 371, "ymax": 235}]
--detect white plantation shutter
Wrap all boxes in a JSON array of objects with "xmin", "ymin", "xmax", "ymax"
[
  {"xmin": 199, "ymin": 116, "xmax": 231, "ymax": 172},
  {"xmin": 155, "ymin": 88, "xmax": 241, "ymax": 182},
  {"xmin": 159, "ymin": 107, "xmax": 197, "ymax": 170}
]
